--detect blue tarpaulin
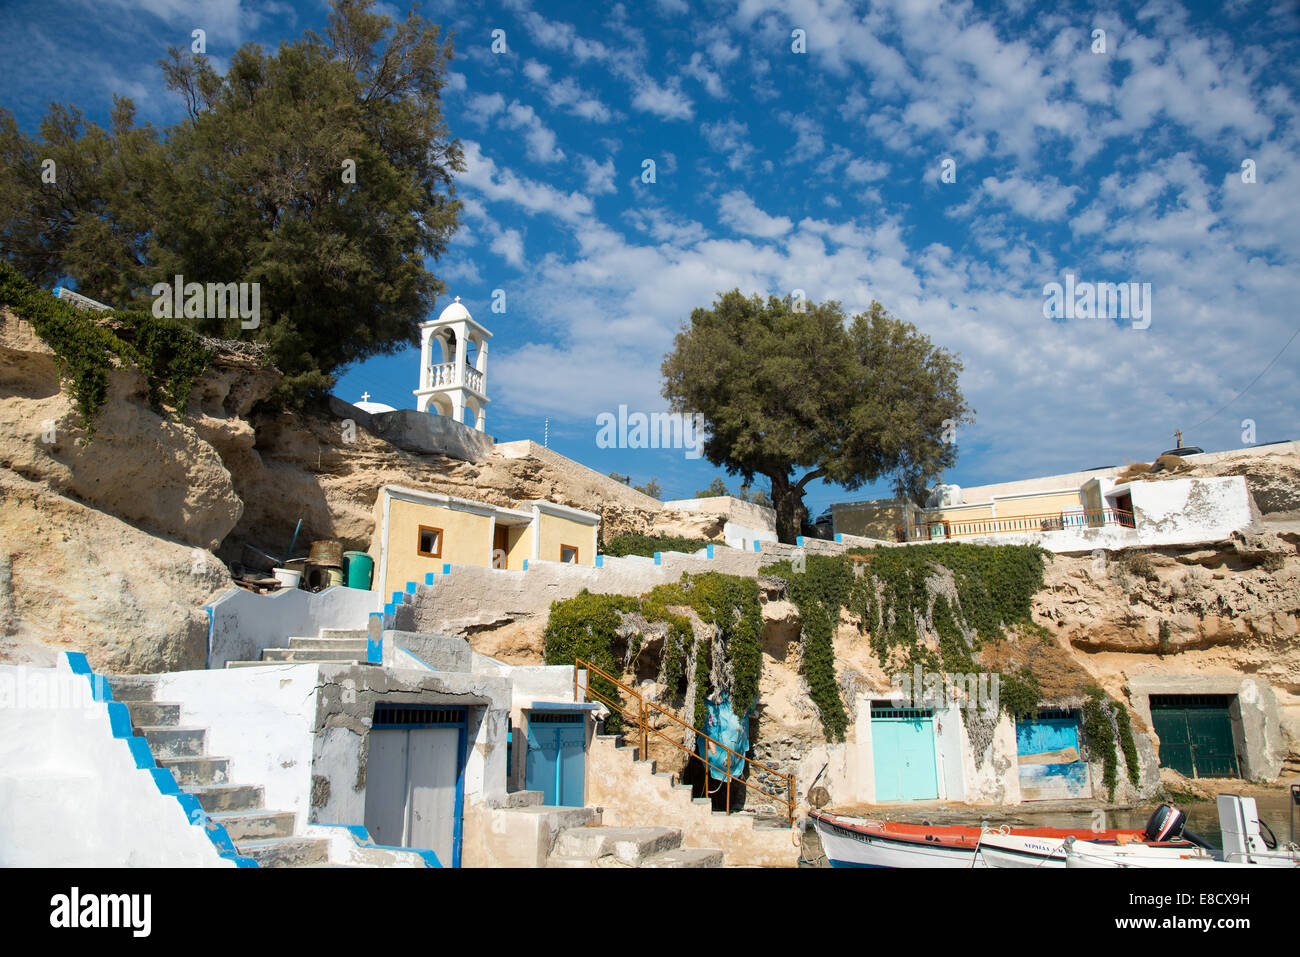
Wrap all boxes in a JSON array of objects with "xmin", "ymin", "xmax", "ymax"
[{"xmin": 698, "ymin": 693, "xmax": 750, "ymax": 781}]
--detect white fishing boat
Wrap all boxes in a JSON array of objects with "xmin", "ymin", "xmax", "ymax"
[
  {"xmin": 973, "ymin": 829, "xmax": 1195, "ymax": 869},
  {"xmin": 808, "ymin": 808, "xmax": 1189, "ymax": 869},
  {"xmin": 1064, "ymin": 796, "xmax": 1300, "ymax": 869}
]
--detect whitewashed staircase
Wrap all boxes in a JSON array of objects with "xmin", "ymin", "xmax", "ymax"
[
  {"xmin": 107, "ymin": 675, "xmax": 435, "ymax": 867},
  {"xmin": 109, "ymin": 675, "xmax": 332, "ymax": 867},
  {"xmin": 225, "ymin": 628, "xmax": 375, "ymax": 668}
]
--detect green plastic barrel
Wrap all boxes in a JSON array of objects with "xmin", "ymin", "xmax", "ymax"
[{"xmin": 343, "ymin": 551, "xmax": 374, "ymax": 590}]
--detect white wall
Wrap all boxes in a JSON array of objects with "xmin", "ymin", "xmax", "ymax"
[
  {"xmin": 207, "ymin": 585, "xmax": 382, "ymax": 668},
  {"xmin": 0, "ymin": 663, "xmax": 233, "ymax": 867},
  {"xmin": 153, "ymin": 665, "xmax": 320, "ymax": 823},
  {"xmin": 1126, "ymin": 476, "xmax": 1256, "ymax": 544},
  {"xmin": 933, "ymin": 701, "xmax": 967, "ymax": 802}
]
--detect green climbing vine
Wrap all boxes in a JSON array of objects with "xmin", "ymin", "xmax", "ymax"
[
  {"xmin": 999, "ymin": 667, "xmax": 1042, "ymax": 719},
  {"xmin": 764, "ymin": 554, "xmax": 853, "ymax": 742},
  {"xmin": 1114, "ymin": 700, "xmax": 1141, "ymax": 788},
  {"xmin": 602, "ymin": 533, "xmax": 714, "ymax": 558},
  {"xmin": 1082, "ymin": 684, "xmax": 1143, "ymax": 800},
  {"xmin": 542, "ymin": 572, "xmax": 763, "ymax": 733},
  {"xmin": 543, "ymin": 543, "xmax": 1052, "ymax": 750},
  {"xmin": 0, "ymin": 260, "xmax": 211, "ymax": 437}
]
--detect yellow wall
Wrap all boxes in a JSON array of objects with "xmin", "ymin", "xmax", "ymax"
[
  {"xmin": 915, "ymin": 491, "xmax": 1086, "ymax": 538},
  {"xmin": 924, "ymin": 504, "xmax": 995, "ymax": 525},
  {"xmin": 991, "ymin": 491, "xmax": 1083, "ymax": 520},
  {"xmin": 384, "ymin": 498, "xmax": 493, "ymax": 595},
  {"xmin": 505, "ymin": 525, "xmax": 532, "ymax": 569},
  {"xmin": 537, "ymin": 513, "xmax": 594, "ymax": 565},
  {"xmin": 832, "ymin": 503, "xmax": 910, "ymax": 539}
]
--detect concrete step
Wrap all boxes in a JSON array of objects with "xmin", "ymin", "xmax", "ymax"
[
  {"xmin": 187, "ymin": 784, "xmax": 264, "ymax": 813},
  {"xmin": 691, "ymin": 798, "xmax": 714, "ymax": 806},
  {"xmin": 106, "ymin": 676, "xmax": 158, "ymax": 701},
  {"xmin": 210, "ymin": 809, "xmax": 297, "ymax": 841},
  {"xmin": 287, "ymin": 638, "xmax": 368, "ymax": 652},
  {"xmin": 551, "ymin": 826, "xmax": 682, "ymax": 866},
  {"xmin": 157, "ymin": 755, "xmax": 230, "ymax": 787},
  {"xmin": 136, "ymin": 726, "xmax": 207, "ymax": 758},
  {"xmin": 505, "ymin": 805, "xmax": 600, "ymax": 829},
  {"xmin": 125, "ymin": 701, "xmax": 180, "ymax": 728},
  {"xmin": 233, "ymin": 836, "xmax": 329, "ymax": 868},
  {"xmin": 505, "ymin": 790, "xmax": 545, "ymax": 808},
  {"xmin": 547, "ymin": 855, "xmax": 635, "ymax": 868},
  {"xmin": 261, "ymin": 648, "xmax": 366, "ymax": 662},
  {"xmin": 319, "ymin": 629, "xmax": 368, "ymax": 640},
  {"xmin": 640, "ymin": 846, "xmax": 725, "ymax": 868},
  {"xmin": 225, "ymin": 659, "xmax": 373, "ymax": 668}
]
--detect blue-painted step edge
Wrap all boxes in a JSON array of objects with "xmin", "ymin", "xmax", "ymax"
[{"xmin": 60, "ymin": 652, "xmax": 259, "ymax": 868}]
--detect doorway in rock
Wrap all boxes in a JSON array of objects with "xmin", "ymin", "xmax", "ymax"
[{"xmin": 1150, "ymin": 694, "xmax": 1240, "ymax": 778}]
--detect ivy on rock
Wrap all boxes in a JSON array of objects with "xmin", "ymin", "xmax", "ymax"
[{"xmin": 0, "ymin": 260, "xmax": 210, "ymax": 438}]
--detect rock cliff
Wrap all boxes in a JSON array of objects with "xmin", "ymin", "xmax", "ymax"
[{"xmin": 0, "ymin": 306, "xmax": 714, "ymax": 671}]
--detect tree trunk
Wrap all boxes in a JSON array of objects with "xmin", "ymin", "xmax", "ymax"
[{"xmin": 769, "ymin": 473, "xmax": 807, "ymax": 544}]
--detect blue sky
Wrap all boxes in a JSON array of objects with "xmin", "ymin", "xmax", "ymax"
[{"xmin": 3, "ymin": 0, "xmax": 1299, "ymax": 515}]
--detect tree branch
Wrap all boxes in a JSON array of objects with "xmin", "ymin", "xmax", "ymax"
[{"xmin": 795, "ymin": 467, "xmax": 827, "ymax": 490}]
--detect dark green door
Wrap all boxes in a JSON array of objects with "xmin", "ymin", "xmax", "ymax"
[{"xmin": 1150, "ymin": 695, "xmax": 1239, "ymax": 778}]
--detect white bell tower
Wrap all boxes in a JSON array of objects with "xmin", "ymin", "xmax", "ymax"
[{"xmin": 414, "ymin": 296, "xmax": 491, "ymax": 431}]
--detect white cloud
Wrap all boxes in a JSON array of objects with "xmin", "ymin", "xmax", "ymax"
[
  {"xmin": 459, "ymin": 140, "xmax": 594, "ymax": 223},
  {"xmin": 631, "ymin": 78, "xmax": 694, "ymax": 120},
  {"xmin": 491, "ymin": 228, "xmax": 526, "ymax": 268},
  {"xmin": 717, "ymin": 191, "xmax": 793, "ymax": 239},
  {"xmin": 579, "ymin": 156, "xmax": 617, "ymax": 195},
  {"xmin": 520, "ymin": 59, "xmax": 615, "ymax": 123},
  {"xmin": 701, "ymin": 119, "xmax": 756, "ymax": 172}
]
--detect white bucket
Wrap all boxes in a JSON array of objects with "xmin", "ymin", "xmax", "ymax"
[{"xmin": 272, "ymin": 567, "xmax": 302, "ymax": 588}]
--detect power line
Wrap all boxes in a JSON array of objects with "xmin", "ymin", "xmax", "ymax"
[{"xmin": 1186, "ymin": 322, "xmax": 1300, "ymax": 433}]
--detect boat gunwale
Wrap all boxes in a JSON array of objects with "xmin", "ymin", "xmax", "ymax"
[{"xmin": 809, "ymin": 809, "xmax": 1193, "ymax": 851}]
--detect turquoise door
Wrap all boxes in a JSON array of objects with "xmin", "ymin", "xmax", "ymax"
[
  {"xmin": 871, "ymin": 706, "xmax": 939, "ymax": 801},
  {"xmin": 525, "ymin": 712, "xmax": 586, "ymax": 806}
]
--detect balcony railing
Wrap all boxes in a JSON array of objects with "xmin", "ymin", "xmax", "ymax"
[
  {"xmin": 895, "ymin": 506, "xmax": 1135, "ymax": 542},
  {"xmin": 425, "ymin": 362, "xmax": 486, "ymax": 393}
]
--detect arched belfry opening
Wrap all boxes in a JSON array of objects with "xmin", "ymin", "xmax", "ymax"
[{"xmin": 414, "ymin": 295, "xmax": 491, "ymax": 432}]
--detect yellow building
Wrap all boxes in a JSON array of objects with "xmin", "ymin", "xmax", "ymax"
[{"xmin": 372, "ymin": 485, "xmax": 599, "ymax": 597}]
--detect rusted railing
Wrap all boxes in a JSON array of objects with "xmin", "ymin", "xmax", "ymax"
[
  {"xmin": 895, "ymin": 506, "xmax": 1135, "ymax": 542},
  {"xmin": 574, "ymin": 658, "xmax": 796, "ymax": 827}
]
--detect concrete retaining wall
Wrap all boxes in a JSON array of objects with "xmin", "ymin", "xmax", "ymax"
[
  {"xmin": 392, "ymin": 547, "xmax": 766, "ymax": 629},
  {"xmin": 330, "ymin": 396, "xmax": 495, "ymax": 461},
  {"xmin": 207, "ymin": 585, "xmax": 382, "ymax": 669}
]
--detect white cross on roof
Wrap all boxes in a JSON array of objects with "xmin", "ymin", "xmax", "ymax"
[{"xmin": 361, "ymin": 392, "xmax": 370, "ymax": 402}]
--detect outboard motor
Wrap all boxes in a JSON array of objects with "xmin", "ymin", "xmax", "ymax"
[{"xmin": 1144, "ymin": 804, "xmax": 1214, "ymax": 850}]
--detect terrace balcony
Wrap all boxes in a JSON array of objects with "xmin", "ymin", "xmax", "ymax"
[{"xmin": 896, "ymin": 506, "xmax": 1136, "ymax": 543}]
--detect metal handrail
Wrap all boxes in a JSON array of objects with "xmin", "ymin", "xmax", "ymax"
[
  {"xmin": 895, "ymin": 506, "xmax": 1136, "ymax": 541},
  {"xmin": 575, "ymin": 658, "xmax": 796, "ymax": 827}
]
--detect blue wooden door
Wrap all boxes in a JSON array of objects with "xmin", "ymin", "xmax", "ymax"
[
  {"xmin": 871, "ymin": 707, "xmax": 938, "ymax": 802},
  {"xmin": 525, "ymin": 714, "xmax": 586, "ymax": 806}
]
